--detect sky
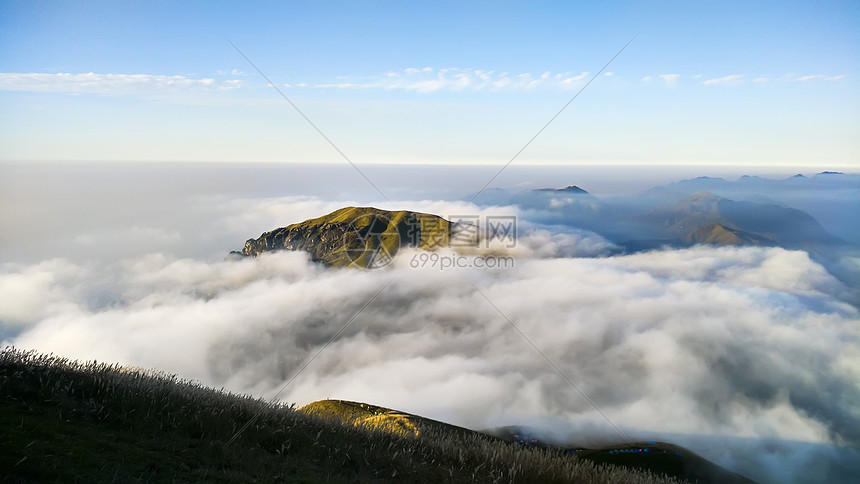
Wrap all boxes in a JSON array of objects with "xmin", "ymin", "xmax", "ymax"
[
  {"xmin": 0, "ymin": 0, "xmax": 858, "ymax": 167},
  {"xmin": 2, "ymin": 4, "xmax": 859, "ymax": 480}
]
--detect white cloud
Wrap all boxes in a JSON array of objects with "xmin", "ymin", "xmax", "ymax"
[
  {"xmin": 3, "ymin": 244, "xmax": 858, "ymax": 482},
  {"xmin": 658, "ymin": 73, "xmax": 680, "ymax": 86},
  {"xmin": 641, "ymin": 75, "xmax": 652, "ymax": 82},
  {"xmin": 0, "ymin": 72, "xmax": 245, "ymax": 94},
  {"xmin": 309, "ymin": 67, "xmax": 592, "ymax": 93},
  {"xmin": 702, "ymin": 74, "xmax": 745, "ymax": 85},
  {"xmin": 796, "ymin": 74, "xmax": 847, "ymax": 82},
  {"xmin": 216, "ymin": 69, "xmax": 248, "ymax": 76}
]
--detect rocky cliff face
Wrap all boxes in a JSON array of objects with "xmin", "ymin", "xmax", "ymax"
[{"xmin": 240, "ymin": 206, "xmax": 451, "ymax": 268}]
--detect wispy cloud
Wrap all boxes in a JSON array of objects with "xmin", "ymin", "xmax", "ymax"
[
  {"xmin": 795, "ymin": 74, "xmax": 847, "ymax": 82},
  {"xmin": 659, "ymin": 73, "xmax": 680, "ymax": 87},
  {"xmin": 305, "ymin": 67, "xmax": 591, "ymax": 93},
  {"xmin": 641, "ymin": 75, "xmax": 652, "ymax": 82},
  {"xmin": 702, "ymin": 74, "xmax": 745, "ymax": 85},
  {"xmin": 216, "ymin": 69, "xmax": 248, "ymax": 77},
  {"xmin": 0, "ymin": 72, "xmax": 245, "ymax": 94},
  {"xmin": 697, "ymin": 73, "xmax": 847, "ymax": 86}
]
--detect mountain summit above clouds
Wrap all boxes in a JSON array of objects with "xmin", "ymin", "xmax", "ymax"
[
  {"xmin": 535, "ymin": 185, "xmax": 590, "ymax": 194},
  {"xmin": 233, "ymin": 175, "xmax": 854, "ymax": 276},
  {"xmin": 238, "ymin": 207, "xmax": 451, "ymax": 268}
]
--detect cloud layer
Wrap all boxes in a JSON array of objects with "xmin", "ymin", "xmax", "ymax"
[
  {"xmin": 306, "ymin": 68, "xmax": 591, "ymax": 93},
  {"xmin": 2, "ymin": 242, "xmax": 858, "ymax": 482},
  {"xmin": 1, "ymin": 70, "xmax": 846, "ymax": 97},
  {"xmin": 1, "ymin": 162, "xmax": 858, "ymax": 482},
  {"xmin": 0, "ymin": 72, "xmax": 244, "ymax": 94}
]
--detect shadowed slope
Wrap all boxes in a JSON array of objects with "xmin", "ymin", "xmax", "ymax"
[
  {"xmin": 1, "ymin": 349, "xmax": 682, "ymax": 483},
  {"xmin": 306, "ymin": 400, "xmax": 753, "ymax": 483}
]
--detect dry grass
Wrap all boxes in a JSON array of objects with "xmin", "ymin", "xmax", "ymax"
[
  {"xmin": 300, "ymin": 400, "xmax": 421, "ymax": 438},
  {"xmin": 1, "ymin": 347, "xmax": 682, "ymax": 483}
]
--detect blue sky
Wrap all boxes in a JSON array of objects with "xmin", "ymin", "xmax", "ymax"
[{"xmin": 1, "ymin": 0, "xmax": 858, "ymax": 167}]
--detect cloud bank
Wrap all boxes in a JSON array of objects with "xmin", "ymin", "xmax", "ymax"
[
  {"xmin": 2, "ymin": 243, "xmax": 858, "ymax": 482},
  {"xmin": 2, "ymin": 70, "xmax": 845, "ymax": 97},
  {"xmin": 1, "ymin": 162, "xmax": 858, "ymax": 482}
]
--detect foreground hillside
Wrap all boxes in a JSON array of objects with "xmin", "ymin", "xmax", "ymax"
[
  {"xmin": 301, "ymin": 401, "xmax": 751, "ymax": 484},
  {"xmin": 0, "ymin": 348, "xmax": 678, "ymax": 483}
]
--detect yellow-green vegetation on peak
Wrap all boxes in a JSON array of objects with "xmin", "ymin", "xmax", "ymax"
[
  {"xmin": 298, "ymin": 399, "xmax": 481, "ymax": 441},
  {"xmin": 240, "ymin": 206, "xmax": 451, "ymax": 268},
  {"xmin": 300, "ymin": 399, "xmax": 422, "ymax": 437}
]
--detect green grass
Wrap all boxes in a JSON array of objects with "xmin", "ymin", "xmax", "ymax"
[
  {"xmin": 1, "ymin": 348, "xmax": 681, "ymax": 483},
  {"xmin": 241, "ymin": 207, "xmax": 452, "ymax": 268}
]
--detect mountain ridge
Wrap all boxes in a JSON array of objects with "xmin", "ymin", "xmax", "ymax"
[
  {"xmin": 300, "ymin": 399, "xmax": 752, "ymax": 483},
  {"xmin": 2, "ymin": 348, "xmax": 685, "ymax": 483},
  {"xmin": 240, "ymin": 206, "xmax": 452, "ymax": 268}
]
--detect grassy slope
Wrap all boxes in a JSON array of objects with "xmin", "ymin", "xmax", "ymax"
[
  {"xmin": 1, "ymin": 348, "xmax": 678, "ymax": 483},
  {"xmin": 305, "ymin": 402, "xmax": 753, "ymax": 484},
  {"xmin": 299, "ymin": 400, "xmax": 493, "ymax": 442},
  {"xmin": 241, "ymin": 207, "xmax": 451, "ymax": 268}
]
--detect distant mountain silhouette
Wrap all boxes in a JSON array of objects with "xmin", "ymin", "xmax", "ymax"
[
  {"xmin": 534, "ymin": 185, "xmax": 590, "ymax": 194},
  {"xmin": 638, "ymin": 172, "xmax": 860, "ymax": 245},
  {"xmin": 470, "ymin": 183, "xmax": 846, "ymax": 252},
  {"xmin": 646, "ymin": 191, "xmax": 839, "ymax": 247}
]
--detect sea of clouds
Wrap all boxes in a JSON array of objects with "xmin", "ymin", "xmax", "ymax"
[{"xmin": 1, "ymin": 164, "xmax": 858, "ymax": 482}]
